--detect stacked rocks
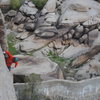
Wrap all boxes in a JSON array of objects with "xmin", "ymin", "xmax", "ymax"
[
  {"xmin": 5, "ymin": 1, "xmax": 38, "ymax": 32},
  {"xmin": 4, "ymin": 0, "xmax": 100, "ymax": 52}
]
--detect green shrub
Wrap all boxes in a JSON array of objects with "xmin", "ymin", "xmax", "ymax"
[
  {"xmin": 47, "ymin": 50, "xmax": 73, "ymax": 67},
  {"xmin": 10, "ymin": 0, "xmax": 24, "ymax": 10},
  {"xmin": 7, "ymin": 34, "xmax": 18, "ymax": 55},
  {"xmin": 31, "ymin": 0, "xmax": 48, "ymax": 9},
  {"xmin": 10, "ymin": 0, "xmax": 48, "ymax": 10}
]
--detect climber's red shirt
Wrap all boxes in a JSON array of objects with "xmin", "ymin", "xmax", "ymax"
[{"xmin": 4, "ymin": 51, "xmax": 18, "ymax": 68}]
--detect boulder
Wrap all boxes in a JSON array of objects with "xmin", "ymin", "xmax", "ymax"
[
  {"xmin": 73, "ymin": 32, "xmax": 83, "ymax": 39},
  {"xmin": 88, "ymin": 29, "xmax": 99, "ymax": 46},
  {"xmin": 16, "ymin": 32, "xmax": 29, "ymax": 40},
  {"xmin": 93, "ymin": 53, "xmax": 100, "ymax": 61},
  {"xmin": 15, "ymin": 41, "xmax": 40, "ymax": 52},
  {"xmin": 60, "ymin": 45, "xmax": 89, "ymax": 59},
  {"xmin": 19, "ymin": 1, "xmax": 38, "ymax": 16},
  {"xmin": 42, "ymin": 0, "xmax": 57, "ymax": 14},
  {"xmin": 11, "ymin": 55, "xmax": 58, "ymax": 75},
  {"xmin": 93, "ymin": 33, "xmax": 100, "ymax": 46},
  {"xmin": 27, "ymin": 1, "xmax": 35, "ymax": 8},
  {"xmin": 26, "ymin": 16, "xmax": 37, "ymax": 23},
  {"xmin": 15, "ymin": 36, "xmax": 51, "ymax": 52},
  {"xmin": 75, "ymin": 50, "xmax": 100, "ymax": 73},
  {"xmin": 60, "ymin": 0, "xmax": 100, "ymax": 25},
  {"xmin": 79, "ymin": 34, "xmax": 88, "ymax": 44},
  {"xmin": 33, "ymin": 46, "xmax": 51, "ymax": 58},
  {"xmin": 13, "ymin": 12, "xmax": 26, "ymax": 25},
  {"xmin": 30, "ymin": 15, "xmax": 35, "ymax": 20},
  {"xmin": 75, "ymin": 60, "xmax": 100, "ymax": 80},
  {"xmin": 20, "ymin": 32, "xmax": 29, "ymax": 40},
  {"xmin": 45, "ymin": 13, "xmax": 59, "ymax": 24},
  {"xmin": 24, "ymin": 22, "xmax": 35, "ymax": 31},
  {"xmin": 34, "ymin": 26, "xmax": 57, "ymax": 36},
  {"xmin": 75, "ymin": 64, "xmax": 91, "ymax": 80},
  {"xmin": 16, "ymin": 34, "xmax": 21, "ymax": 39},
  {"xmin": 12, "ymin": 55, "xmax": 63, "ymax": 82},
  {"xmin": 36, "ymin": 16, "xmax": 47, "ymax": 27},
  {"xmin": 5, "ymin": 10, "xmax": 17, "ymax": 17},
  {"xmin": 83, "ymin": 16, "xmax": 100, "ymax": 27},
  {"xmin": 76, "ymin": 25, "xmax": 84, "ymax": 33},
  {"xmin": 17, "ymin": 24, "xmax": 24, "ymax": 32},
  {"xmin": 36, "ymin": 31, "xmax": 56, "ymax": 38}
]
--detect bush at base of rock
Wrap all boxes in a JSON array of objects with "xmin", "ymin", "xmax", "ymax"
[
  {"xmin": 31, "ymin": 0, "xmax": 48, "ymax": 10},
  {"xmin": 10, "ymin": 0, "xmax": 24, "ymax": 10}
]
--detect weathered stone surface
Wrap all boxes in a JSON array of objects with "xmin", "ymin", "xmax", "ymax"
[
  {"xmin": 33, "ymin": 46, "xmax": 51, "ymax": 58},
  {"xmin": 20, "ymin": 32, "xmax": 29, "ymax": 40},
  {"xmin": 34, "ymin": 26, "xmax": 58, "ymax": 38},
  {"xmin": 15, "ymin": 41, "xmax": 40, "ymax": 52},
  {"xmin": 42, "ymin": 0, "xmax": 57, "ymax": 14},
  {"xmin": 79, "ymin": 34, "xmax": 88, "ymax": 44},
  {"xmin": 76, "ymin": 25, "xmax": 84, "ymax": 32},
  {"xmin": 24, "ymin": 22, "xmax": 35, "ymax": 31},
  {"xmin": 60, "ymin": 45, "xmax": 89, "ymax": 58},
  {"xmin": 45, "ymin": 13, "xmax": 59, "ymax": 24},
  {"xmin": 27, "ymin": 1, "xmax": 35, "ymax": 8},
  {"xmin": 75, "ymin": 59, "xmax": 100, "ymax": 81},
  {"xmin": 30, "ymin": 15, "xmax": 35, "ymax": 20},
  {"xmin": 70, "ymin": 29, "xmax": 75, "ymax": 35},
  {"xmin": 17, "ymin": 24, "xmax": 24, "ymax": 32},
  {"xmin": 15, "ymin": 77, "xmax": 100, "ymax": 100},
  {"xmin": 60, "ymin": 0, "xmax": 100, "ymax": 25},
  {"xmin": 83, "ymin": 17, "xmax": 100, "ymax": 27},
  {"xmin": 48, "ymin": 38, "xmax": 65, "ymax": 50},
  {"xmin": 88, "ymin": 29, "xmax": 99, "ymax": 46},
  {"xmin": 15, "ymin": 36, "xmax": 51, "ymax": 52},
  {"xmin": 0, "ymin": 45, "xmax": 17, "ymax": 100},
  {"xmin": 16, "ymin": 33, "xmax": 21, "ymax": 39},
  {"xmin": 19, "ymin": 1, "xmax": 38, "ymax": 15},
  {"xmin": 73, "ymin": 32, "xmax": 83, "ymax": 39},
  {"xmin": 0, "ymin": 9, "xmax": 8, "ymax": 50},
  {"xmin": 93, "ymin": 33, "xmax": 100, "ymax": 46},
  {"xmin": 35, "ymin": 26, "xmax": 57, "ymax": 33},
  {"xmin": 5, "ymin": 10, "xmax": 17, "ymax": 17},
  {"xmin": 16, "ymin": 32, "xmax": 29, "ymax": 40},
  {"xmin": 75, "ymin": 64, "xmax": 91, "ymax": 80},
  {"xmin": 11, "ymin": 55, "xmax": 58, "ymax": 75},
  {"xmin": 13, "ymin": 12, "xmax": 26, "ymax": 25},
  {"xmin": 37, "ymin": 78, "xmax": 100, "ymax": 100},
  {"xmin": 37, "ymin": 31, "xmax": 56, "ymax": 38},
  {"xmin": 0, "ymin": 0, "xmax": 10, "ymax": 5},
  {"xmin": 69, "ymin": 3, "xmax": 90, "ymax": 12}
]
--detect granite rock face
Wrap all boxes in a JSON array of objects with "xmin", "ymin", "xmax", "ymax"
[
  {"xmin": 0, "ymin": 9, "xmax": 17, "ymax": 100},
  {"xmin": 15, "ymin": 78, "xmax": 100, "ymax": 100}
]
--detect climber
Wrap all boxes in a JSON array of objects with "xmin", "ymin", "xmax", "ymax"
[{"xmin": 3, "ymin": 51, "xmax": 19, "ymax": 71}]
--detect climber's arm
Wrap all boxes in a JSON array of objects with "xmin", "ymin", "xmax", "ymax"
[{"xmin": 14, "ymin": 62, "xmax": 18, "ymax": 68}]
